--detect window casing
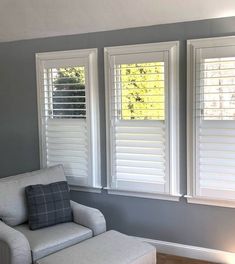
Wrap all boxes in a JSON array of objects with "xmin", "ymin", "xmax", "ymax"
[
  {"xmin": 105, "ymin": 42, "xmax": 180, "ymax": 200},
  {"xmin": 36, "ymin": 49, "xmax": 101, "ymax": 189},
  {"xmin": 187, "ymin": 36, "xmax": 235, "ymax": 207}
]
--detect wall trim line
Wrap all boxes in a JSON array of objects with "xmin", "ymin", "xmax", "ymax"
[{"xmin": 133, "ymin": 236, "xmax": 235, "ymax": 263}]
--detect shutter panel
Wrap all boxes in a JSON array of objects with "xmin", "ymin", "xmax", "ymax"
[
  {"xmin": 41, "ymin": 65, "xmax": 91, "ymax": 186},
  {"xmin": 114, "ymin": 121, "xmax": 166, "ymax": 193},
  {"xmin": 195, "ymin": 47, "xmax": 235, "ymax": 199},
  {"xmin": 108, "ymin": 53, "xmax": 169, "ymax": 194},
  {"xmin": 46, "ymin": 119, "xmax": 88, "ymax": 178}
]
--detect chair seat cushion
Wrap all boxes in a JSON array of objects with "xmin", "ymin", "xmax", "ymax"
[
  {"xmin": 14, "ymin": 222, "xmax": 92, "ymax": 261},
  {"xmin": 35, "ymin": 230, "xmax": 156, "ymax": 264}
]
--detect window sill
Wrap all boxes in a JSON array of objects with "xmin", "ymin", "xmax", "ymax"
[
  {"xmin": 185, "ymin": 195, "xmax": 235, "ymax": 208},
  {"xmin": 70, "ymin": 185, "xmax": 102, "ymax": 193},
  {"xmin": 105, "ymin": 187, "xmax": 182, "ymax": 201}
]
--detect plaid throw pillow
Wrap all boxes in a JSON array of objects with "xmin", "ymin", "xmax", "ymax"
[{"xmin": 25, "ymin": 181, "xmax": 72, "ymax": 230}]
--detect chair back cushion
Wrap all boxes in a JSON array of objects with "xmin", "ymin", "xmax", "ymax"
[{"xmin": 0, "ymin": 165, "xmax": 66, "ymax": 226}]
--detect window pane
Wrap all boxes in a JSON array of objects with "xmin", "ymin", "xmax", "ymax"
[
  {"xmin": 44, "ymin": 66, "xmax": 86, "ymax": 119},
  {"xmin": 114, "ymin": 62, "xmax": 165, "ymax": 120},
  {"xmin": 200, "ymin": 57, "xmax": 235, "ymax": 120}
]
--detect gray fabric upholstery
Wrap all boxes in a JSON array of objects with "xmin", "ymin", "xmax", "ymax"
[
  {"xmin": 35, "ymin": 230, "xmax": 156, "ymax": 264},
  {"xmin": 71, "ymin": 200, "xmax": 106, "ymax": 236},
  {"xmin": 25, "ymin": 181, "xmax": 72, "ymax": 230},
  {"xmin": 0, "ymin": 165, "xmax": 66, "ymax": 226},
  {"xmin": 0, "ymin": 221, "xmax": 31, "ymax": 264},
  {"xmin": 0, "ymin": 166, "xmax": 107, "ymax": 263},
  {"xmin": 0, "ymin": 240, "xmax": 10, "ymax": 264},
  {"xmin": 15, "ymin": 222, "xmax": 92, "ymax": 261},
  {"xmin": 129, "ymin": 251, "xmax": 156, "ymax": 264}
]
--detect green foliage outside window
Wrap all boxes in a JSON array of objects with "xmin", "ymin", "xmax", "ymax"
[
  {"xmin": 51, "ymin": 63, "xmax": 165, "ymax": 120},
  {"xmin": 52, "ymin": 67, "xmax": 86, "ymax": 118},
  {"xmin": 118, "ymin": 62, "xmax": 165, "ymax": 120}
]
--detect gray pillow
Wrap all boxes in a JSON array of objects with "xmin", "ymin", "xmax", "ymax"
[{"xmin": 25, "ymin": 181, "xmax": 72, "ymax": 230}]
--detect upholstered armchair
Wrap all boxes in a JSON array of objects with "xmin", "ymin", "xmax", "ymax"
[{"xmin": 0, "ymin": 165, "xmax": 106, "ymax": 264}]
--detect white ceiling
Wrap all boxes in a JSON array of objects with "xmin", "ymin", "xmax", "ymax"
[{"xmin": 0, "ymin": 0, "xmax": 235, "ymax": 42}]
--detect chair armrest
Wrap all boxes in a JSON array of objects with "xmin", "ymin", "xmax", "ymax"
[
  {"xmin": 70, "ymin": 201, "xmax": 106, "ymax": 236},
  {"xmin": 0, "ymin": 221, "xmax": 31, "ymax": 264}
]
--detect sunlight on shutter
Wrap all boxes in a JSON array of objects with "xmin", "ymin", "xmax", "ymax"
[
  {"xmin": 113, "ymin": 62, "xmax": 165, "ymax": 120},
  {"xmin": 196, "ymin": 56, "xmax": 235, "ymax": 198}
]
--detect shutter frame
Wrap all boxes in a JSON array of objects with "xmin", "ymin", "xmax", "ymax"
[
  {"xmin": 187, "ymin": 36, "xmax": 235, "ymax": 207},
  {"xmin": 36, "ymin": 49, "xmax": 101, "ymax": 188},
  {"xmin": 105, "ymin": 42, "xmax": 180, "ymax": 199}
]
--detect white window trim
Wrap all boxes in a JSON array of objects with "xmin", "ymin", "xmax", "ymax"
[
  {"xmin": 36, "ymin": 48, "xmax": 101, "ymax": 190},
  {"xmin": 186, "ymin": 35, "xmax": 235, "ymax": 208},
  {"xmin": 104, "ymin": 188, "xmax": 181, "ymax": 201},
  {"xmin": 104, "ymin": 41, "xmax": 181, "ymax": 200},
  {"xmin": 70, "ymin": 185, "xmax": 102, "ymax": 193}
]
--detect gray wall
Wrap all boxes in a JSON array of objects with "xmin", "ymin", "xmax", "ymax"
[{"xmin": 1, "ymin": 17, "xmax": 235, "ymax": 252}]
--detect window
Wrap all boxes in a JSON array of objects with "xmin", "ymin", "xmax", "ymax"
[
  {"xmin": 36, "ymin": 49, "xmax": 101, "ymax": 189},
  {"xmin": 187, "ymin": 36, "xmax": 235, "ymax": 207},
  {"xmin": 105, "ymin": 42, "xmax": 180, "ymax": 200}
]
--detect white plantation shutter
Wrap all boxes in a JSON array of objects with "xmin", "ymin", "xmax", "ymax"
[
  {"xmin": 45, "ymin": 118, "xmax": 89, "ymax": 185},
  {"xmin": 114, "ymin": 121, "xmax": 167, "ymax": 193},
  {"xmin": 187, "ymin": 37, "xmax": 235, "ymax": 205},
  {"xmin": 36, "ymin": 49, "xmax": 100, "ymax": 188},
  {"xmin": 111, "ymin": 56, "xmax": 168, "ymax": 194},
  {"xmin": 105, "ymin": 42, "xmax": 180, "ymax": 198}
]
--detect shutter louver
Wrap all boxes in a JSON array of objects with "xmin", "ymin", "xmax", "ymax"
[
  {"xmin": 114, "ymin": 121, "xmax": 166, "ymax": 193},
  {"xmin": 195, "ymin": 51, "xmax": 235, "ymax": 199},
  {"xmin": 46, "ymin": 119, "xmax": 88, "ymax": 178},
  {"xmin": 42, "ymin": 66, "xmax": 90, "ymax": 186}
]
